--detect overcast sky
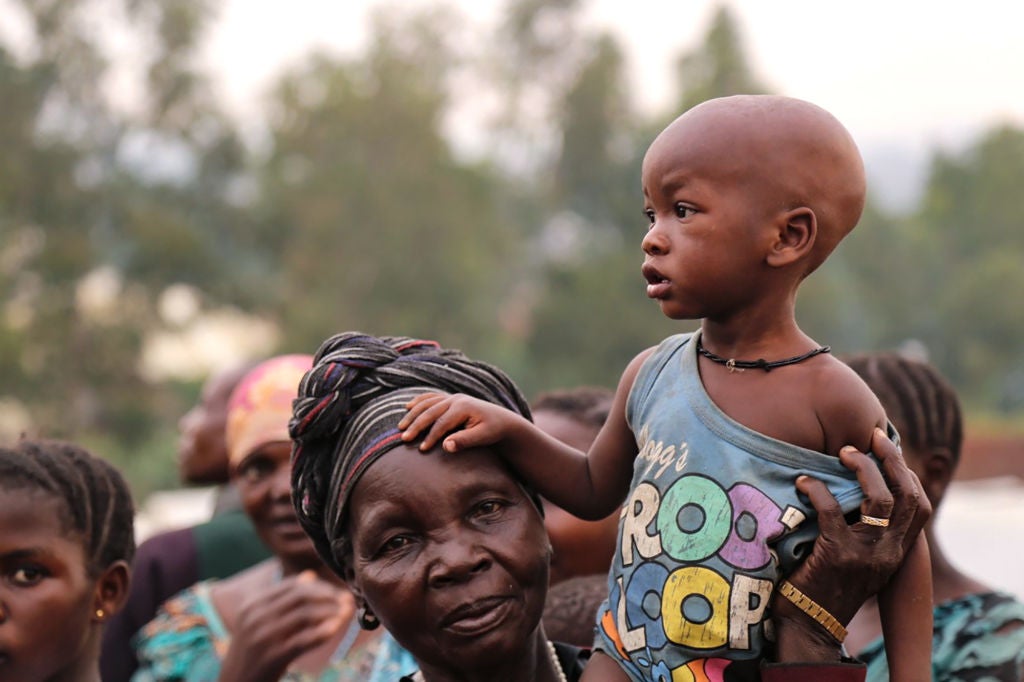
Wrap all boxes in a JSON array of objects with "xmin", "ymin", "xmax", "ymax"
[{"xmin": 204, "ymin": 1, "xmax": 1024, "ymax": 145}]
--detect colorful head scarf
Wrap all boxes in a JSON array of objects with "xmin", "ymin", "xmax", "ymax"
[
  {"xmin": 289, "ymin": 332, "xmax": 533, "ymax": 576},
  {"xmin": 226, "ymin": 354, "xmax": 314, "ymax": 470}
]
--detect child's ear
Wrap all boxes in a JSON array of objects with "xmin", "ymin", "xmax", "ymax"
[
  {"xmin": 766, "ymin": 207, "xmax": 817, "ymax": 267},
  {"xmin": 92, "ymin": 560, "xmax": 131, "ymax": 623}
]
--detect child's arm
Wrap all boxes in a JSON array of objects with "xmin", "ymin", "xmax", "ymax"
[
  {"xmin": 814, "ymin": 363, "xmax": 933, "ymax": 680},
  {"xmin": 398, "ymin": 348, "xmax": 654, "ymax": 520},
  {"xmin": 878, "ymin": 535, "xmax": 933, "ymax": 682}
]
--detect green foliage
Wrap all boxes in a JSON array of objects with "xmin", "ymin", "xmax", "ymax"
[
  {"xmin": 674, "ymin": 5, "xmax": 771, "ymax": 114},
  {"xmin": 1, "ymin": 0, "xmax": 1022, "ymax": 500}
]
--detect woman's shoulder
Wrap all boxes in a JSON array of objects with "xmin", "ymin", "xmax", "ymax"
[
  {"xmin": 552, "ymin": 641, "xmax": 591, "ymax": 682},
  {"xmin": 935, "ymin": 590, "xmax": 1024, "ymax": 640}
]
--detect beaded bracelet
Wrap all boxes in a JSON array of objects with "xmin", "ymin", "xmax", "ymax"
[{"xmin": 777, "ymin": 580, "xmax": 848, "ymax": 644}]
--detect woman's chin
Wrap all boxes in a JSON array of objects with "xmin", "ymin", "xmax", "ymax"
[{"xmin": 427, "ymin": 619, "xmax": 541, "ymax": 675}]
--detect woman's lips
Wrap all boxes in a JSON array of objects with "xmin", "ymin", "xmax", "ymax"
[
  {"xmin": 268, "ymin": 516, "xmax": 306, "ymax": 538},
  {"xmin": 440, "ymin": 596, "xmax": 514, "ymax": 636}
]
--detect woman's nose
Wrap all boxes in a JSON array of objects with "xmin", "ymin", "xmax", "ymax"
[
  {"xmin": 428, "ymin": 536, "xmax": 492, "ymax": 588},
  {"xmin": 269, "ymin": 463, "xmax": 293, "ymax": 502}
]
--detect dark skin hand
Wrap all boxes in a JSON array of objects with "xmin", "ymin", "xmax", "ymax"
[
  {"xmin": 216, "ymin": 570, "xmax": 353, "ymax": 682},
  {"xmin": 772, "ymin": 427, "xmax": 931, "ymax": 663}
]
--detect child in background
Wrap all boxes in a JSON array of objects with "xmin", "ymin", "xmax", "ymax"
[
  {"xmin": 534, "ymin": 386, "xmax": 619, "ymax": 647},
  {"xmin": 401, "ymin": 95, "xmax": 932, "ymax": 681},
  {"xmin": 0, "ymin": 438, "xmax": 135, "ymax": 682},
  {"xmin": 532, "ymin": 386, "xmax": 619, "ymax": 586}
]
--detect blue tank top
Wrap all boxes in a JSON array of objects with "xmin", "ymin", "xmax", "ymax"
[{"xmin": 595, "ymin": 333, "xmax": 876, "ymax": 681}]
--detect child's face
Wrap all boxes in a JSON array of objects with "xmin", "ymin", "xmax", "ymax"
[
  {"xmin": 0, "ymin": 488, "xmax": 98, "ymax": 681},
  {"xmin": 639, "ymin": 114, "xmax": 780, "ymax": 321}
]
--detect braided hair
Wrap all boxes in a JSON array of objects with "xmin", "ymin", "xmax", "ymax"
[
  {"xmin": 289, "ymin": 332, "xmax": 532, "ymax": 576},
  {"xmin": 844, "ymin": 352, "xmax": 963, "ymax": 465},
  {"xmin": 0, "ymin": 438, "xmax": 135, "ymax": 576}
]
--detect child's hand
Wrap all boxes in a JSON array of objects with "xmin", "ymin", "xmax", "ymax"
[{"xmin": 400, "ymin": 392, "xmax": 524, "ymax": 452}]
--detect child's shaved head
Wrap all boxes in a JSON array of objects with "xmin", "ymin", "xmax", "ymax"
[{"xmin": 645, "ymin": 95, "xmax": 866, "ymax": 275}]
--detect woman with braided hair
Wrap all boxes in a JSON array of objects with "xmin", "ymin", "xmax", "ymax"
[
  {"xmin": 290, "ymin": 331, "xmax": 933, "ymax": 682},
  {"xmin": 843, "ymin": 352, "xmax": 1024, "ymax": 681},
  {"xmin": 132, "ymin": 354, "xmax": 414, "ymax": 682},
  {"xmin": 0, "ymin": 438, "xmax": 135, "ymax": 682}
]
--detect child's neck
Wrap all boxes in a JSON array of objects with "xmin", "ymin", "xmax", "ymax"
[{"xmin": 698, "ymin": 317, "xmax": 814, "ymax": 359}]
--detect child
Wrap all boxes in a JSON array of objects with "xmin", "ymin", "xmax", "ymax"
[
  {"xmin": 400, "ymin": 95, "xmax": 932, "ymax": 681},
  {"xmin": 0, "ymin": 438, "xmax": 135, "ymax": 682}
]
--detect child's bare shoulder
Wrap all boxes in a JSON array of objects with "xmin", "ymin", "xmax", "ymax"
[{"xmin": 810, "ymin": 356, "xmax": 887, "ymax": 455}]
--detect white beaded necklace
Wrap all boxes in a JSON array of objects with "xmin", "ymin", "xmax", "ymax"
[{"xmin": 408, "ymin": 640, "xmax": 567, "ymax": 682}]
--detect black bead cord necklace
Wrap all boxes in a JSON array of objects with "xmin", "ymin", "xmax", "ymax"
[{"xmin": 696, "ymin": 337, "xmax": 831, "ymax": 373}]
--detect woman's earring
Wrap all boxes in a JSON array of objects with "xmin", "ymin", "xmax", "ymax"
[
  {"xmin": 357, "ymin": 606, "xmax": 380, "ymax": 630},
  {"xmin": 95, "ymin": 608, "xmax": 106, "ymax": 620}
]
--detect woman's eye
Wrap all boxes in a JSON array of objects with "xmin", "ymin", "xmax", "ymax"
[
  {"xmin": 381, "ymin": 535, "xmax": 411, "ymax": 554},
  {"xmin": 475, "ymin": 500, "xmax": 506, "ymax": 518},
  {"xmin": 239, "ymin": 460, "xmax": 274, "ymax": 483},
  {"xmin": 643, "ymin": 209, "xmax": 655, "ymax": 225},
  {"xmin": 674, "ymin": 203, "xmax": 696, "ymax": 219},
  {"xmin": 11, "ymin": 566, "xmax": 46, "ymax": 586}
]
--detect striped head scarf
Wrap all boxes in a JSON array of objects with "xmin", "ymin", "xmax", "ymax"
[
  {"xmin": 289, "ymin": 332, "xmax": 532, "ymax": 576},
  {"xmin": 226, "ymin": 354, "xmax": 314, "ymax": 470}
]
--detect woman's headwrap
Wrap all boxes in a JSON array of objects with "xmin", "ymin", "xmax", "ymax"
[
  {"xmin": 226, "ymin": 354, "xmax": 314, "ymax": 470},
  {"xmin": 289, "ymin": 332, "xmax": 532, "ymax": 576}
]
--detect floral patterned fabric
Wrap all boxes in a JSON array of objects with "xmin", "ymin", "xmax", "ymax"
[
  {"xmin": 132, "ymin": 581, "xmax": 416, "ymax": 682},
  {"xmin": 859, "ymin": 591, "xmax": 1024, "ymax": 681}
]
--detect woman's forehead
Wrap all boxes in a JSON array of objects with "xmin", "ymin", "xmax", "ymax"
[{"xmin": 350, "ymin": 446, "xmax": 525, "ymax": 520}]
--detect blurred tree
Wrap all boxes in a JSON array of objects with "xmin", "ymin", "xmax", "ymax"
[
  {"xmin": 258, "ymin": 7, "xmax": 523, "ymax": 359},
  {"xmin": 906, "ymin": 126, "xmax": 1024, "ymax": 409},
  {"xmin": 520, "ymin": 31, "xmax": 678, "ymax": 393},
  {"xmin": 0, "ymin": 0, "xmax": 251, "ymax": 497},
  {"xmin": 0, "ymin": 0, "xmax": 149, "ymax": 442},
  {"xmin": 674, "ymin": 4, "xmax": 770, "ymax": 114}
]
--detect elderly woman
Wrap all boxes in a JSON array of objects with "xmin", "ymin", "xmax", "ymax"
[
  {"xmin": 289, "ymin": 332, "xmax": 929, "ymax": 682},
  {"xmin": 133, "ymin": 354, "xmax": 414, "ymax": 682}
]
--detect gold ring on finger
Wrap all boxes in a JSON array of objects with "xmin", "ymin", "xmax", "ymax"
[{"xmin": 860, "ymin": 514, "xmax": 890, "ymax": 527}]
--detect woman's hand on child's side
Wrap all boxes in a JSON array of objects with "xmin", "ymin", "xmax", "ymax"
[
  {"xmin": 772, "ymin": 427, "xmax": 931, "ymax": 662},
  {"xmin": 400, "ymin": 392, "xmax": 526, "ymax": 453}
]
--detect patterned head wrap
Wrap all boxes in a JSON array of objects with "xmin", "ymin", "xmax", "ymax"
[
  {"xmin": 289, "ymin": 332, "xmax": 532, "ymax": 576},
  {"xmin": 226, "ymin": 354, "xmax": 314, "ymax": 470}
]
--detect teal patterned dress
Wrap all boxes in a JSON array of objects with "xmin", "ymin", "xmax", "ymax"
[
  {"xmin": 859, "ymin": 591, "xmax": 1024, "ymax": 681},
  {"xmin": 132, "ymin": 581, "xmax": 416, "ymax": 682}
]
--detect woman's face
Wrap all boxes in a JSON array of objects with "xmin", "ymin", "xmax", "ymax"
[
  {"xmin": 346, "ymin": 444, "xmax": 551, "ymax": 674},
  {"xmin": 235, "ymin": 441, "xmax": 318, "ymax": 566},
  {"xmin": 0, "ymin": 489, "xmax": 97, "ymax": 681}
]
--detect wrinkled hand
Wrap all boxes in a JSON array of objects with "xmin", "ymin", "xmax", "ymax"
[
  {"xmin": 772, "ymin": 427, "xmax": 931, "ymax": 661},
  {"xmin": 399, "ymin": 392, "xmax": 527, "ymax": 453},
  {"xmin": 218, "ymin": 571, "xmax": 354, "ymax": 682}
]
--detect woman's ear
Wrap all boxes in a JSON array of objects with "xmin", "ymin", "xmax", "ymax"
[
  {"xmin": 766, "ymin": 207, "xmax": 817, "ymax": 268},
  {"xmin": 92, "ymin": 560, "xmax": 131, "ymax": 623},
  {"xmin": 920, "ymin": 448, "xmax": 955, "ymax": 508}
]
